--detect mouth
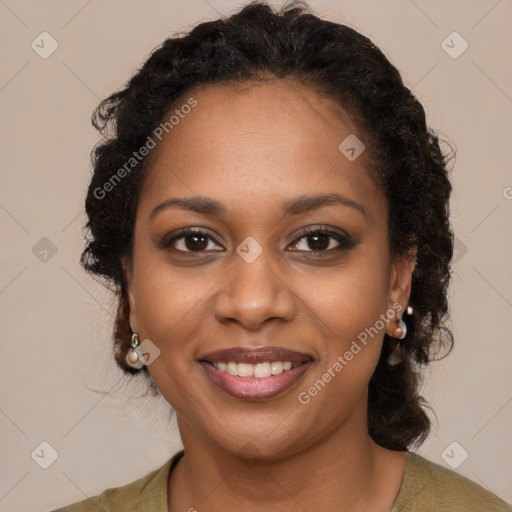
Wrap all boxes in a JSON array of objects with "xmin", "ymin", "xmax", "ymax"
[{"xmin": 198, "ymin": 346, "xmax": 314, "ymax": 400}]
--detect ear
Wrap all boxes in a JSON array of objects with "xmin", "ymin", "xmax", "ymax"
[
  {"xmin": 121, "ymin": 256, "xmax": 138, "ymax": 332},
  {"xmin": 386, "ymin": 246, "xmax": 417, "ymax": 333}
]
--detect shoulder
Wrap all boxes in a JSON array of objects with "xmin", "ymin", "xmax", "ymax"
[
  {"xmin": 49, "ymin": 450, "xmax": 184, "ymax": 512},
  {"xmin": 392, "ymin": 451, "xmax": 512, "ymax": 512},
  {"xmin": 50, "ymin": 494, "xmax": 102, "ymax": 512}
]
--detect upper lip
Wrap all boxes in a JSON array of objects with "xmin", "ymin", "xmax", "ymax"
[{"xmin": 199, "ymin": 346, "xmax": 313, "ymax": 364}]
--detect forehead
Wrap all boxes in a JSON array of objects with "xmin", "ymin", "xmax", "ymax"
[{"xmin": 139, "ymin": 79, "xmax": 384, "ymax": 221}]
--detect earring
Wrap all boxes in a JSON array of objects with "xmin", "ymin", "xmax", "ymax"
[
  {"xmin": 397, "ymin": 316, "xmax": 407, "ymax": 340},
  {"xmin": 388, "ymin": 305, "xmax": 413, "ymax": 366},
  {"xmin": 392, "ymin": 315, "xmax": 407, "ymax": 340},
  {"xmin": 396, "ymin": 305, "xmax": 414, "ymax": 340},
  {"xmin": 126, "ymin": 332, "xmax": 144, "ymax": 369}
]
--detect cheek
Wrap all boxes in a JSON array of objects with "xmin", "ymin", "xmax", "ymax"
[
  {"xmin": 131, "ymin": 240, "xmax": 209, "ymax": 342},
  {"xmin": 129, "ymin": 264, "xmax": 209, "ymax": 407},
  {"xmin": 307, "ymin": 251, "xmax": 389, "ymax": 391},
  {"xmin": 132, "ymin": 259, "xmax": 207, "ymax": 410},
  {"xmin": 317, "ymin": 251, "xmax": 390, "ymax": 340}
]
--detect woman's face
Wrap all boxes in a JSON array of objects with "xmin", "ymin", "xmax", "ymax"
[{"xmin": 125, "ymin": 79, "xmax": 415, "ymax": 459}]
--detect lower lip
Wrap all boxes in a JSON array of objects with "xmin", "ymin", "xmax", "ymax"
[{"xmin": 200, "ymin": 361, "xmax": 313, "ymax": 400}]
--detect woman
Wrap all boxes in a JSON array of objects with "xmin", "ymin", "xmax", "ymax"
[{"xmin": 52, "ymin": 1, "xmax": 512, "ymax": 511}]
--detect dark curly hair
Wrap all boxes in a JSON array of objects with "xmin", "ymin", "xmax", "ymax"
[{"xmin": 80, "ymin": 0, "xmax": 455, "ymax": 451}]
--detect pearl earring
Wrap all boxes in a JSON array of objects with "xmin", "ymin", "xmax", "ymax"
[
  {"xmin": 388, "ymin": 305, "xmax": 414, "ymax": 366},
  {"xmin": 396, "ymin": 305, "xmax": 414, "ymax": 340},
  {"xmin": 126, "ymin": 333, "xmax": 144, "ymax": 369},
  {"xmin": 397, "ymin": 316, "xmax": 407, "ymax": 340}
]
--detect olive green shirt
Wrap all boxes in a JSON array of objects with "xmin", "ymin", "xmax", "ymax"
[{"xmin": 50, "ymin": 450, "xmax": 512, "ymax": 511}]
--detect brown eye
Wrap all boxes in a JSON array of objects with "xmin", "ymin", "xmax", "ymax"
[
  {"xmin": 288, "ymin": 228, "xmax": 354, "ymax": 253},
  {"xmin": 180, "ymin": 233, "xmax": 209, "ymax": 251},
  {"xmin": 161, "ymin": 228, "xmax": 224, "ymax": 253}
]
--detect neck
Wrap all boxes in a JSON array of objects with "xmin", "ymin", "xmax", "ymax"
[{"xmin": 168, "ymin": 406, "xmax": 407, "ymax": 512}]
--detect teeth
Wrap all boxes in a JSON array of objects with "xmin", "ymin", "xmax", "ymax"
[
  {"xmin": 212, "ymin": 361, "xmax": 295, "ymax": 377},
  {"xmin": 237, "ymin": 363, "xmax": 254, "ymax": 377},
  {"xmin": 254, "ymin": 362, "xmax": 271, "ymax": 378},
  {"xmin": 227, "ymin": 362, "xmax": 238, "ymax": 375},
  {"xmin": 271, "ymin": 361, "xmax": 283, "ymax": 375}
]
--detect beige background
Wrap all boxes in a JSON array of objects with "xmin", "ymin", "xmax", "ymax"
[{"xmin": 1, "ymin": 0, "xmax": 511, "ymax": 510}]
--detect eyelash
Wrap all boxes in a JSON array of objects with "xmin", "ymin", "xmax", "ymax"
[{"xmin": 161, "ymin": 226, "xmax": 354, "ymax": 255}]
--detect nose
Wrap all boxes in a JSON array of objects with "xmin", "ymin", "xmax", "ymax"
[{"xmin": 213, "ymin": 250, "xmax": 296, "ymax": 331}]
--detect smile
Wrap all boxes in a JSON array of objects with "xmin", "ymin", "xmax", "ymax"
[
  {"xmin": 199, "ymin": 346, "xmax": 313, "ymax": 400},
  {"xmin": 211, "ymin": 361, "xmax": 296, "ymax": 377}
]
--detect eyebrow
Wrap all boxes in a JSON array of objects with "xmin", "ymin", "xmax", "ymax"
[{"xmin": 149, "ymin": 192, "xmax": 367, "ymax": 221}]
